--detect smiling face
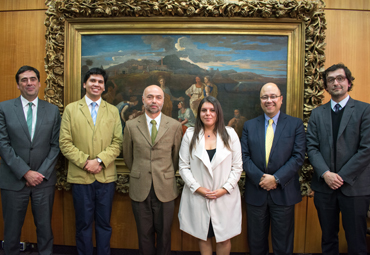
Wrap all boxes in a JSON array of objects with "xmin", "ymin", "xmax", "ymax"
[
  {"xmin": 142, "ymin": 85, "xmax": 164, "ymax": 118},
  {"xmin": 17, "ymin": 70, "xmax": 41, "ymax": 101},
  {"xmin": 200, "ymin": 102, "xmax": 217, "ymax": 128},
  {"xmin": 325, "ymin": 68, "xmax": 350, "ymax": 102},
  {"xmin": 260, "ymin": 83, "xmax": 283, "ymax": 118},
  {"xmin": 83, "ymin": 74, "xmax": 105, "ymax": 101}
]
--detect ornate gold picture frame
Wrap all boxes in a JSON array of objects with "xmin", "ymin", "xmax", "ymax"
[{"xmin": 44, "ymin": 0, "xmax": 326, "ymax": 196}]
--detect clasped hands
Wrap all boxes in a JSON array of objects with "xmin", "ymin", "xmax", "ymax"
[
  {"xmin": 259, "ymin": 174, "xmax": 277, "ymax": 191},
  {"xmin": 24, "ymin": 170, "xmax": 44, "ymax": 187},
  {"xmin": 323, "ymin": 171, "xmax": 343, "ymax": 190},
  {"xmin": 84, "ymin": 159, "xmax": 102, "ymax": 174},
  {"xmin": 196, "ymin": 187, "xmax": 227, "ymax": 200}
]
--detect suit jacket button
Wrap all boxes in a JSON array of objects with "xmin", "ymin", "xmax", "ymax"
[
  {"xmin": 30, "ymin": 147, "xmax": 33, "ymax": 150},
  {"xmin": 149, "ymin": 171, "xmax": 152, "ymax": 174}
]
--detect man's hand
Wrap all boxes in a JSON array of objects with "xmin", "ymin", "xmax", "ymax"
[
  {"xmin": 259, "ymin": 174, "xmax": 277, "ymax": 191},
  {"xmin": 24, "ymin": 170, "xmax": 44, "ymax": 186},
  {"xmin": 323, "ymin": 171, "xmax": 343, "ymax": 190},
  {"xmin": 84, "ymin": 159, "xmax": 102, "ymax": 174}
]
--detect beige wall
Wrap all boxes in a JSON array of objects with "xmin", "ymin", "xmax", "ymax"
[{"xmin": 0, "ymin": 0, "xmax": 369, "ymax": 253}]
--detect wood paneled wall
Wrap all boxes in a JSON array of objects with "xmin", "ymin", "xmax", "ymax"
[{"xmin": 0, "ymin": 0, "xmax": 369, "ymax": 253}]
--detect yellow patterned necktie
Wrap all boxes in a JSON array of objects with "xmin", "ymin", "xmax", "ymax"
[
  {"xmin": 265, "ymin": 119, "xmax": 274, "ymax": 167},
  {"xmin": 151, "ymin": 119, "xmax": 157, "ymax": 144}
]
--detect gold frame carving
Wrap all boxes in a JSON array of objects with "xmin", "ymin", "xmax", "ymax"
[{"xmin": 45, "ymin": 0, "xmax": 326, "ymax": 196}]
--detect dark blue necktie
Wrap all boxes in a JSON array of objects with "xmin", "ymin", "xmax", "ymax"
[{"xmin": 334, "ymin": 104, "xmax": 342, "ymax": 113}]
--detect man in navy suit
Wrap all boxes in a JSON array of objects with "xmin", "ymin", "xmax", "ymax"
[
  {"xmin": 307, "ymin": 63, "xmax": 370, "ymax": 255},
  {"xmin": 0, "ymin": 66, "xmax": 61, "ymax": 255},
  {"xmin": 241, "ymin": 83, "xmax": 306, "ymax": 255}
]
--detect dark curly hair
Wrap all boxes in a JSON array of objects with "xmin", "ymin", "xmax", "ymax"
[{"xmin": 323, "ymin": 63, "xmax": 355, "ymax": 92}]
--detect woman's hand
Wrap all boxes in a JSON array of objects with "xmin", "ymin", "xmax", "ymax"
[
  {"xmin": 195, "ymin": 187, "xmax": 211, "ymax": 197},
  {"xmin": 205, "ymin": 188, "xmax": 228, "ymax": 199},
  {"xmin": 196, "ymin": 187, "xmax": 228, "ymax": 200}
]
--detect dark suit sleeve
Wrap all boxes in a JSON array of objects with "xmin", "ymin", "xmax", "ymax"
[
  {"xmin": 122, "ymin": 122, "xmax": 133, "ymax": 170},
  {"xmin": 306, "ymin": 109, "xmax": 330, "ymax": 181},
  {"xmin": 171, "ymin": 123, "xmax": 183, "ymax": 172},
  {"xmin": 274, "ymin": 118, "xmax": 306, "ymax": 188},
  {"xmin": 241, "ymin": 121, "xmax": 265, "ymax": 187},
  {"xmin": 337, "ymin": 104, "xmax": 370, "ymax": 185},
  {"xmin": 0, "ymin": 104, "xmax": 30, "ymax": 179},
  {"xmin": 36, "ymin": 105, "xmax": 61, "ymax": 180}
]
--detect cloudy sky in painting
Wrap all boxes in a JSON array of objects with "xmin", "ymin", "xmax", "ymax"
[{"xmin": 81, "ymin": 34, "xmax": 287, "ymax": 77}]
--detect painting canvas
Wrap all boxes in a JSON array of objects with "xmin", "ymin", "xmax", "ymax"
[{"xmin": 81, "ymin": 34, "xmax": 288, "ymax": 138}]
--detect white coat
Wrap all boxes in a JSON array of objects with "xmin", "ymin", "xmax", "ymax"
[{"xmin": 178, "ymin": 127, "xmax": 242, "ymax": 242}]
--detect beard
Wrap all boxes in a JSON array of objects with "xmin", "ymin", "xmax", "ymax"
[{"xmin": 144, "ymin": 102, "xmax": 163, "ymax": 114}]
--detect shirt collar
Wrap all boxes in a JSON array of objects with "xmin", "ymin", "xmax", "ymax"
[
  {"xmin": 264, "ymin": 111, "xmax": 280, "ymax": 125},
  {"xmin": 85, "ymin": 95, "xmax": 102, "ymax": 106},
  {"xmin": 145, "ymin": 112, "xmax": 162, "ymax": 125},
  {"xmin": 20, "ymin": 95, "xmax": 38, "ymax": 108},
  {"xmin": 330, "ymin": 95, "xmax": 350, "ymax": 110}
]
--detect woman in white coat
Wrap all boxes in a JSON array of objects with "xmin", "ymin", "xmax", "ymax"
[{"xmin": 178, "ymin": 96, "xmax": 243, "ymax": 255}]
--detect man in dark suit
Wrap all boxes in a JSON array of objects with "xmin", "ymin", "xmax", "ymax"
[
  {"xmin": 241, "ymin": 82, "xmax": 306, "ymax": 255},
  {"xmin": 307, "ymin": 63, "xmax": 370, "ymax": 255},
  {"xmin": 0, "ymin": 65, "xmax": 61, "ymax": 255},
  {"xmin": 122, "ymin": 85, "xmax": 182, "ymax": 255}
]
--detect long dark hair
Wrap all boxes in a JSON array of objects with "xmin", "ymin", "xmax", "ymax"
[{"xmin": 189, "ymin": 96, "xmax": 230, "ymax": 155}]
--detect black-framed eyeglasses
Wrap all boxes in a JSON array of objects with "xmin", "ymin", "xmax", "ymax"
[
  {"xmin": 327, "ymin": 75, "xmax": 347, "ymax": 85},
  {"xmin": 260, "ymin": 95, "xmax": 281, "ymax": 101}
]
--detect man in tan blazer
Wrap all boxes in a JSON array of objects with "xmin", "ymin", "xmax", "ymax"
[
  {"xmin": 122, "ymin": 85, "xmax": 182, "ymax": 255},
  {"xmin": 59, "ymin": 68, "xmax": 122, "ymax": 255}
]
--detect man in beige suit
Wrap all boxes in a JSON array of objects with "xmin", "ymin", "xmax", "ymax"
[
  {"xmin": 122, "ymin": 85, "xmax": 182, "ymax": 255},
  {"xmin": 59, "ymin": 68, "xmax": 122, "ymax": 255}
]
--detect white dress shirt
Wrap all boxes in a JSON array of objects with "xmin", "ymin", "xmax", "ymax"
[
  {"xmin": 145, "ymin": 112, "xmax": 161, "ymax": 136},
  {"xmin": 85, "ymin": 96, "xmax": 102, "ymax": 115}
]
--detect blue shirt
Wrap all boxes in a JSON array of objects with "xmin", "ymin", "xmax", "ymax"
[{"xmin": 264, "ymin": 111, "xmax": 280, "ymax": 136}]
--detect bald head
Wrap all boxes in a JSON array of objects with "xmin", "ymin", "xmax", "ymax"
[
  {"xmin": 142, "ymin": 85, "xmax": 164, "ymax": 118},
  {"xmin": 260, "ymin": 83, "xmax": 281, "ymax": 96},
  {"xmin": 260, "ymin": 83, "xmax": 283, "ymax": 118}
]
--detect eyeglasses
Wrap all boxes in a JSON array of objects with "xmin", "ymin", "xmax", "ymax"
[
  {"xmin": 260, "ymin": 95, "xmax": 281, "ymax": 101},
  {"xmin": 327, "ymin": 75, "xmax": 347, "ymax": 85}
]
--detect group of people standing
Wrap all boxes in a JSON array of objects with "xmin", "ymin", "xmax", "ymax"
[{"xmin": 0, "ymin": 63, "xmax": 369, "ymax": 255}]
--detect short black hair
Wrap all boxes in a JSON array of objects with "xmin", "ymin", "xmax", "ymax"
[
  {"xmin": 15, "ymin": 66, "xmax": 40, "ymax": 84},
  {"xmin": 323, "ymin": 63, "xmax": 354, "ymax": 91},
  {"xmin": 83, "ymin": 67, "xmax": 108, "ymax": 84}
]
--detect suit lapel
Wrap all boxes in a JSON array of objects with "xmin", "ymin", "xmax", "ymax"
[
  {"xmin": 270, "ymin": 113, "xmax": 288, "ymax": 157},
  {"xmin": 154, "ymin": 114, "xmax": 169, "ymax": 146},
  {"xmin": 136, "ymin": 114, "xmax": 152, "ymax": 146},
  {"xmin": 33, "ymin": 98, "xmax": 45, "ymax": 140},
  {"xmin": 211, "ymin": 132, "xmax": 231, "ymax": 170},
  {"xmin": 256, "ymin": 115, "xmax": 266, "ymax": 170},
  {"xmin": 323, "ymin": 102, "xmax": 333, "ymax": 150},
  {"xmin": 193, "ymin": 131, "xmax": 213, "ymax": 178},
  {"xmin": 95, "ymin": 100, "xmax": 106, "ymax": 128},
  {"xmin": 79, "ymin": 97, "xmax": 95, "ymax": 131},
  {"xmin": 337, "ymin": 97, "xmax": 354, "ymax": 140},
  {"xmin": 14, "ymin": 97, "xmax": 31, "ymax": 141}
]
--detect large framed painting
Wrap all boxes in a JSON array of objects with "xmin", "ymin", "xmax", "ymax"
[{"xmin": 45, "ymin": 0, "xmax": 326, "ymax": 195}]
